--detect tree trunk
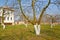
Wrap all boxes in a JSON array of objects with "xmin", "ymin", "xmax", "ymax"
[
  {"xmin": 1, "ymin": 23, "xmax": 5, "ymax": 29},
  {"xmin": 25, "ymin": 24, "xmax": 27, "ymax": 27},
  {"xmin": 51, "ymin": 24, "xmax": 53, "ymax": 28},
  {"xmin": 51, "ymin": 23, "xmax": 53, "ymax": 28},
  {"xmin": 34, "ymin": 23, "xmax": 40, "ymax": 35},
  {"xmin": 51, "ymin": 23, "xmax": 55, "ymax": 28}
]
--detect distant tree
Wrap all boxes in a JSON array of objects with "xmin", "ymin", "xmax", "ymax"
[
  {"xmin": 55, "ymin": 15, "xmax": 60, "ymax": 24},
  {"xmin": 46, "ymin": 14, "xmax": 57, "ymax": 28}
]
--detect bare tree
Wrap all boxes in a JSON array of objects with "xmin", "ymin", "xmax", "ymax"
[
  {"xmin": 46, "ymin": 14, "xmax": 57, "ymax": 28},
  {"xmin": 17, "ymin": 0, "xmax": 51, "ymax": 35}
]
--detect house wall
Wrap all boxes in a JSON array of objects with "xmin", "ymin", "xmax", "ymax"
[
  {"xmin": 0, "ymin": 7, "xmax": 14, "ymax": 25},
  {"xmin": 0, "ymin": 9, "xmax": 3, "ymax": 16}
]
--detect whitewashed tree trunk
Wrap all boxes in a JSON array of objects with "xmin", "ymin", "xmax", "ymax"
[
  {"xmin": 51, "ymin": 23, "xmax": 55, "ymax": 28},
  {"xmin": 50, "ymin": 21, "xmax": 53, "ymax": 28},
  {"xmin": 2, "ymin": 23, "xmax": 5, "ymax": 29},
  {"xmin": 34, "ymin": 23, "xmax": 40, "ymax": 35},
  {"xmin": 25, "ymin": 24, "xmax": 27, "ymax": 27},
  {"xmin": 51, "ymin": 24, "xmax": 53, "ymax": 28}
]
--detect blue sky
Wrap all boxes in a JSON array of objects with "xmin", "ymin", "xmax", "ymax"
[
  {"xmin": 0, "ymin": 0, "xmax": 5, "ymax": 6},
  {"xmin": 0, "ymin": 0, "xmax": 12, "ymax": 6},
  {"xmin": 0, "ymin": 0, "xmax": 60, "ymax": 15}
]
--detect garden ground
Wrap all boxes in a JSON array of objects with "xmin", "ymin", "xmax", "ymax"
[{"xmin": 0, "ymin": 24, "xmax": 60, "ymax": 40}]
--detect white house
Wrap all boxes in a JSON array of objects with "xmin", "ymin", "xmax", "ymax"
[{"xmin": 0, "ymin": 6, "xmax": 14, "ymax": 25}]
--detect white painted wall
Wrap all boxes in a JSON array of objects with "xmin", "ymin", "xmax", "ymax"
[
  {"xmin": 4, "ymin": 11, "xmax": 14, "ymax": 23},
  {"xmin": 0, "ymin": 9, "xmax": 3, "ymax": 16},
  {"xmin": 0, "ymin": 8, "xmax": 14, "ymax": 24}
]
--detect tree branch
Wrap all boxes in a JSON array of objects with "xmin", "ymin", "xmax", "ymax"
[
  {"xmin": 17, "ymin": 0, "xmax": 34, "ymax": 25},
  {"xmin": 32, "ymin": 0, "xmax": 37, "ymax": 24},
  {"xmin": 38, "ymin": 0, "xmax": 51, "ymax": 24}
]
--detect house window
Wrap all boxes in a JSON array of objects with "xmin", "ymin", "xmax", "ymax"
[
  {"xmin": 11, "ymin": 17, "xmax": 12, "ymax": 20},
  {"xmin": 7, "ymin": 17, "xmax": 9, "ymax": 20}
]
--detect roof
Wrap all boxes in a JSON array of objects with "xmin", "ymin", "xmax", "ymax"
[{"xmin": 0, "ymin": 6, "xmax": 14, "ymax": 11}]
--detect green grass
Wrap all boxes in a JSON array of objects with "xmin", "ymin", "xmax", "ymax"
[{"xmin": 0, "ymin": 24, "xmax": 60, "ymax": 40}]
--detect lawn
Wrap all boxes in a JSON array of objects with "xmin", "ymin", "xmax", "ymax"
[{"xmin": 0, "ymin": 24, "xmax": 60, "ymax": 40}]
